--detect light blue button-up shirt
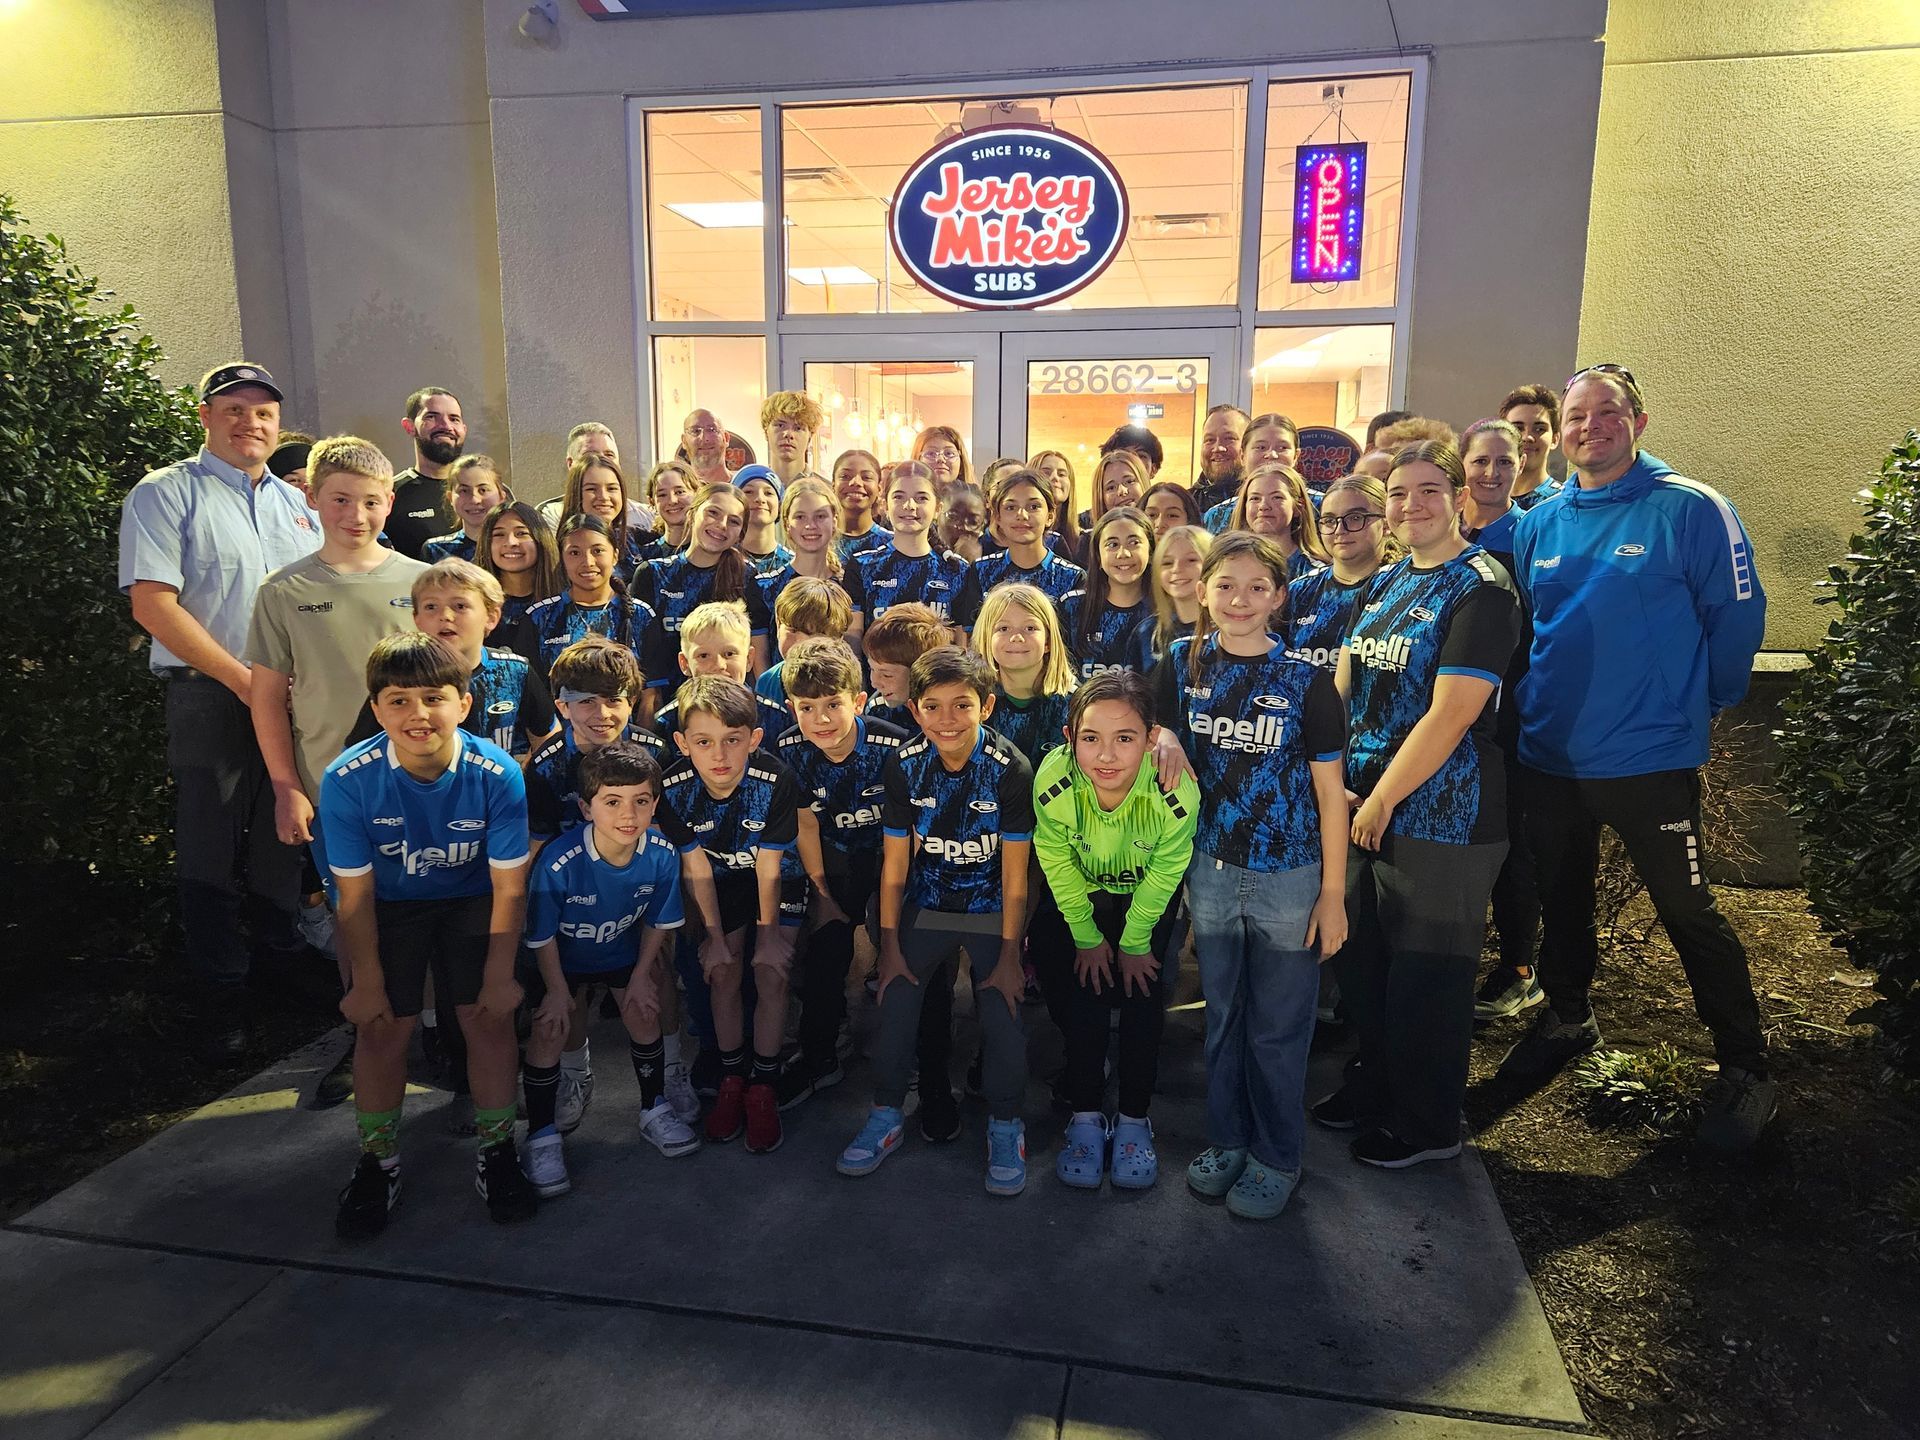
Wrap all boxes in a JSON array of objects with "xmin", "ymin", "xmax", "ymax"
[{"xmin": 118, "ymin": 446, "xmax": 322, "ymax": 673}]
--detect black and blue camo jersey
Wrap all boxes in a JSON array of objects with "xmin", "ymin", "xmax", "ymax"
[
  {"xmin": 523, "ymin": 591, "xmax": 656, "ymax": 674},
  {"xmin": 775, "ymin": 715, "xmax": 908, "ymax": 858},
  {"xmin": 1154, "ymin": 634, "xmax": 1346, "ymax": 873},
  {"xmin": 631, "ymin": 553, "xmax": 776, "ymax": 690},
  {"xmin": 1129, "ymin": 615, "xmax": 1193, "ymax": 673},
  {"xmin": 423, "ymin": 531, "xmax": 477, "ymax": 563},
  {"xmin": 1343, "ymin": 547, "xmax": 1521, "ymax": 846},
  {"xmin": 865, "ymin": 696, "xmax": 913, "ymax": 732},
  {"xmin": 1061, "ymin": 592, "xmax": 1151, "ymax": 678},
  {"xmin": 1286, "ymin": 568, "xmax": 1371, "ymax": 675},
  {"xmin": 655, "ymin": 753, "xmax": 803, "ymax": 897},
  {"xmin": 845, "ymin": 545, "xmax": 971, "ymax": 624},
  {"xmin": 834, "ymin": 525, "xmax": 893, "ymax": 569},
  {"xmin": 951, "ymin": 548, "xmax": 1085, "ymax": 628},
  {"xmin": 988, "ymin": 689, "xmax": 1071, "ymax": 772},
  {"xmin": 652, "ymin": 692, "xmax": 792, "ymax": 757},
  {"xmin": 882, "ymin": 725, "xmax": 1035, "ymax": 914},
  {"xmin": 525, "ymin": 721, "xmax": 668, "ymax": 840},
  {"xmin": 491, "ymin": 591, "xmax": 538, "ymax": 641},
  {"xmin": 747, "ymin": 543, "xmax": 794, "ymax": 579},
  {"xmin": 468, "ymin": 646, "xmax": 555, "ymax": 758},
  {"xmin": 628, "ymin": 532, "xmax": 681, "ymax": 568}
]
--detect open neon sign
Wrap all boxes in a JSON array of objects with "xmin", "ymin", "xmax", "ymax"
[{"xmin": 1291, "ymin": 142, "xmax": 1367, "ymax": 284}]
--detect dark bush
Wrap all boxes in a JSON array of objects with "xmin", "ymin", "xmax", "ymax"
[
  {"xmin": 1778, "ymin": 431, "xmax": 1920, "ymax": 1084},
  {"xmin": 0, "ymin": 197, "xmax": 201, "ymax": 882}
]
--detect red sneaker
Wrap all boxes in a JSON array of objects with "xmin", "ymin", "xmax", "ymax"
[
  {"xmin": 744, "ymin": 1082, "xmax": 783, "ymax": 1154},
  {"xmin": 705, "ymin": 1075, "xmax": 747, "ymax": 1143}
]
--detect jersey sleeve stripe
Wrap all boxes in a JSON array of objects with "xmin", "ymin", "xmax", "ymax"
[
  {"xmin": 329, "ymin": 862, "xmax": 374, "ymax": 877},
  {"xmin": 1663, "ymin": 475, "xmax": 1757, "ymax": 602},
  {"xmin": 1436, "ymin": 665, "xmax": 1503, "ymax": 685},
  {"xmin": 488, "ymin": 852, "xmax": 531, "ymax": 868}
]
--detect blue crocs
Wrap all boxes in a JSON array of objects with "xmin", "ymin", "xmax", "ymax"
[
  {"xmin": 986, "ymin": 1117, "xmax": 1027, "ymax": 1197},
  {"xmin": 836, "ymin": 1106, "xmax": 904, "ymax": 1177},
  {"xmin": 1185, "ymin": 1145, "xmax": 1249, "ymax": 1198},
  {"xmin": 1225, "ymin": 1158, "xmax": 1299, "ymax": 1220},
  {"xmin": 1110, "ymin": 1116, "xmax": 1158, "ymax": 1189},
  {"xmin": 1055, "ymin": 1112, "xmax": 1109, "ymax": 1189}
]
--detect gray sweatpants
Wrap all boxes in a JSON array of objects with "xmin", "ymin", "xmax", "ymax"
[{"xmin": 871, "ymin": 907, "xmax": 1027, "ymax": 1122}]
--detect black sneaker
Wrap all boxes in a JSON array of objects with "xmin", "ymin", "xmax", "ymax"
[
  {"xmin": 775, "ymin": 1056, "xmax": 845, "ymax": 1112},
  {"xmin": 475, "ymin": 1141, "xmax": 539, "ymax": 1224},
  {"xmin": 314, "ymin": 1042, "xmax": 355, "ymax": 1109},
  {"xmin": 336, "ymin": 1153, "xmax": 400, "ymax": 1240},
  {"xmin": 1309, "ymin": 1086, "xmax": 1358, "ymax": 1130},
  {"xmin": 919, "ymin": 1085, "xmax": 962, "ymax": 1143},
  {"xmin": 1696, "ymin": 1067, "xmax": 1778, "ymax": 1153},
  {"xmin": 1474, "ymin": 966, "xmax": 1546, "ymax": 1019},
  {"xmin": 1350, "ymin": 1127, "xmax": 1462, "ymax": 1169},
  {"xmin": 196, "ymin": 990, "xmax": 250, "ymax": 1066},
  {"xmin": 1494, "ymin": 1006, "xmax": 1602, "ymax": 1085},
  {"xmin": 690, "ymin": 1045, "xmax": 722, "ymax": 1099}
]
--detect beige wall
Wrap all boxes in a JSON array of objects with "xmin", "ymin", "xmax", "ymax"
[{"xmin": 1580, "ymin": 0, "xmax": 1920, "ymax": 648}]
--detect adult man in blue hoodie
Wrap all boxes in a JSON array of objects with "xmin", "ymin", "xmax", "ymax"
[{"xmin": 1494, "ymin": 366, "xmax": 1774, "ymax": 1152}]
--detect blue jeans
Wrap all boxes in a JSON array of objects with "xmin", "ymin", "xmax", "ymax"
[{"xmin": 1188, "ymin": 856, "xmax": 1323, "ymax": 1172}]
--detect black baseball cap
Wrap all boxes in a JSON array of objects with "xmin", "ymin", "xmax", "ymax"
[{"xmin": 199, "ymin": 363, "xmax": 283, "ymax": 403}]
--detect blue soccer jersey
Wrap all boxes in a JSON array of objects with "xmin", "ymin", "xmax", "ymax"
[
  {"xmin": 655, "ymin": 754, "xmax": 803, "ymax": 887},
  {"xmin": 1465, "ymin": 505, "xmax": 1520, "ymax": 559},
  {"xmin": 319, "ymin": 730, "xmax": 529, "ymax": 901},
  {"xmin": 747, "ymin": 543, "xmax": 794, "ymax": 579},
  {"xmin": 525, "ymin": 828, "xmax": 686, "ymax": 975},
  {"xmin": 775, "ymin": 716, "xmax": 909, "ymax": 857},
  {"xmin": 526, "ymin": 722, "xmax": 669, "ymax": 840},
  {"xmin": 1129, "ymin": 615, "xmax": 1193, "ymax": 674},
  {"xmin": 632, "ymin": 554, "xmax": 775, "ymax": 690},
  {"xmin": 845, "ymin": 546, "xmax": 971, "ymax": 624},
  {"xmin": 1155, "ymin": 634, "xmax": 1346, "ymax": 874},
  {"xmin": 865, "ymin": 696, "xmax": 913, "ymax": 732},
  {"xmin": 882, "ymin": 726, "xmax": 1035, "ymax": 915},
  {"xmin": 1286, "ymin": 568, "xmax": 1370, "ymax": 674},
  {"xmin": 1513, "ymin": 479, "xmax": 1561, "ymax": 511},
  {"xmin": 1061, "ymin": 592, "xmax": 1151, "ymax": 678},
  {"xmin": 834, "ymin": 525, "xmax": 892, "ymax": 569},
  {"xmin": 988, "ymin": 689, "xmax": 1071, "ymax": 772},
  {"xmin": 523, "ymin": 592, "xmax": 656, "ymax": 674},
  {"xmin": 491, "ymin": 592, "xmax": 538, "ymax": 642},
  {"xmin": 423, "ymin": 531, "xmax": 477, "ymax": 563},
  {"xmin": 951, "ymin": 548, "xmax": 1085, "ymax": 628},
  {"xmin": 1343, "ymin": 547, "xmax": 1521, "ymax": 845},
  {"xmin": 469, "ymin": 646, "xmax": 555, "ymax": 758}
]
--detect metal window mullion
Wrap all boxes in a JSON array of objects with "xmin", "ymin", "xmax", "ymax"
[
  {"xmin": 762, "ymin": 100, "xmax": 783, "ymax": 394},
  {"xmin": 1235, "ymin": 67, "xmax": 1269, "ymax": 414},
  {"xmin": 628, "ymin": 100, "xmax": 657, "ymax": 459}
]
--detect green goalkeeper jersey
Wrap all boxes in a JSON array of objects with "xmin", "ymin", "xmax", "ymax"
[{"xmin": 1031, "ymin": 746, "xmax": 1200, "ymax": 955}]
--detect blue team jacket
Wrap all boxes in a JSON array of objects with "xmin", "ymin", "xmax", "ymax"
[{"xmin": 1511, "ymin": 452, "xmax": 1765, "ymax": 779}]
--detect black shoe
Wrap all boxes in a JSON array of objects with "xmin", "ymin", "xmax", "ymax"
[
  {"xmin": 314, "ymin": 1038, "xmax": 355, "ymax": 1109},
  {"xmin": 475, "ymin": 1142, "xmax": 539, "ymax": 1224},
  {"xmin": 1495, "ymin": 1006, "xmax": 1602, "ymax": 1086},
  {"xmin": 776, "ymin": 1055, "xmax": 843, "ymax": 1112},
  {"xmin": 336, "ymin": 1154, "xmax": 400, "ymax": 1240},
  {"xmin": 690, "ymin": 1045, "xmax": 723, "ymax": 1099},
  {"xmin": 1696, "ymin": 1067, "xmax": 1779, "ymax": 1153},
  {"xmin": 1309, "ymin": 1086, "xmax": 1358, "ymax": 1131},
  {"xmin": 196, "ymin": 991, "xmax": 250, "ymax": 1066},
  {"xmin": 1350, "ymin": 1127, "xmax": 1462, "ymax": 1169},
  {"xmin": 919, "ymin": 1085, "xmax": 962, "ymax": 1143}
]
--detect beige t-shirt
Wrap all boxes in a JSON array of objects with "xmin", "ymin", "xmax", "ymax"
[{"xmin": 247, "ymin": 549, "xmax": 430, "ymax": 794}]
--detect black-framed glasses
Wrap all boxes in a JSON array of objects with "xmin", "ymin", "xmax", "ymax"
[{"xmin": 1316, "ymin": 510, "xmax": 1386, "ymax": 534}]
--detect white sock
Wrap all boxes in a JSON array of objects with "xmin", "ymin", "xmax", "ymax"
[
  {"xmin": 561, "ymin": 1043, "xmax": 590, "ymax": 1075},
  {"xmin": 1117, "ymin": 1112, "xmax": 1149, "ymax": 1128},
  {"xmin": 661, "ymin": 1033, "xmax": 683, "ymax": 1067},
  {"xmin": 420, "ymin": 1008, "xmax": 438, "ymax": 1028}
]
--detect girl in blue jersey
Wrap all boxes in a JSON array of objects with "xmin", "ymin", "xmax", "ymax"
[
  {"xmin": 561, "ymin": 454, "xmax": 635, "ymax": 582},
  {"xmin": 756, "ymin": 477, "xmax": 842, "ymax": 616},
  {"xmin": 524, "ymin": 516, "xmax": 657, "ymax": 681},
  {"xmin": 831, "ymin": 449, "xmax": 892, "ymax": 568},
  {"xmin": 478, "ymin": 501, "xmax": 559, "ymax": 644},
  {"xmin": 424, "ymin": 455, "xmax": 510, "ymax": 562},
  {"xmin": 632, "ymin": 483, "xmax": 774, "ymax": 687},
  {"xmin": 845, "ymin": 460, "xmax": 971, "ymax": 631},
  {"xmin": 1154, "ymin": 532, "xmax": 1349, "ymax": 1220},
  {"xmin": 1131, "ymin": 523, "xmax": 1210, "ymax": 671},
  {"xmin": 1088, "ymin": 449, "xmax": 1149, "ymax": 530},
  {"xmin": 1203, "ymin": 412, "xmax": 1299, "ymax": 533},
  {"xmin": 1227, "ymin": 463, "xmax": 1328, "ymax": 582},
  {"xmin": 736, "ymin": 465, "xmax": 793, "ymax": 577},
  {"xmin": 1062, "ymin": 506, "xmax": 1153, "ymax": 679},
  {"xmin": 628, "ymin": 460, "xmax": 697, "ymax": 568},
  {"xmin": 1331, "ymin": 439, "xmax": 1521, "ymax": 1170},
  {"xmin": 1288, "ymin": 473, "xmax": 1398, "ymax": 675},
  {"xmin": 1141, "ymin": 481, "xmax": 1202, "ymax": 539},
  {"xmin": 956, "ymin": 468, "xmax": 1085, "ymax": 628},
  {"xmin": 970, "ymin": 583, "xmax": 1076, "ymax": 773},
  {"xmin": 1029, "ymin": 449, "xmax": 1083, "ymax": 561}
]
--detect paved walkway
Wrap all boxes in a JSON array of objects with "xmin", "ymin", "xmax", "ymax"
[{"xmin": 4, "ymin": 998, "xmax": 1585, "ymax": 1438}]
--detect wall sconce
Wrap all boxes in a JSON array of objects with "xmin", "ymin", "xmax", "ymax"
[{"xmin": 518, "ymin": 0, "xmax": 558, "ymax": 43}]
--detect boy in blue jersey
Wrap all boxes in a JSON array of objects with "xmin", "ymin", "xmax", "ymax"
[
  {"xmin": 650, "ymin": 601, "xmax": 792, "ymax": 752},
  {"xmin": 520, "ymin": 742, "xmax": 696, "ymax": 1198},
  {"xmin": 858, "ymin": 602, "xmax": 952, "ymax": 731},
  {"xmin": 655, "ymin": 676, "xmax": 805, "ymax": 1154},
  {"xmin": 1496, "ymin": 367, "xmax": 1774, "ymax": 1151},
  {"xmin": 836, "ymin": 647, "xmax": 1036, "ymax": 1197},
  {"xmin": 525, "ymin": 638, "xmax": 669, "ymax": 847},
  {"xmin": 774, "ymin": 638, "xmax": 910, "ymax": 1109},
  {"xmin": 320, "ymin": 633, "xmax": 539, "ymax": 1238}
]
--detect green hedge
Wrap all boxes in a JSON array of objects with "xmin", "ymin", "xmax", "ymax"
[{"xmin": 0, "ymin": 197, "xmax": 202, "ymax": 880}]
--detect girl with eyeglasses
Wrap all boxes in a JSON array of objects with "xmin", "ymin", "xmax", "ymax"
[{"xmin": 1287, "ymin": 473, "xmax": 1401, "ymax": 675}]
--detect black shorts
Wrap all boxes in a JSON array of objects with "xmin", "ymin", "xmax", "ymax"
[
  {"xmin": 374, "ymin": 894, "xmax": 492, "ymax": 1017},
  {"xmin": 713, "ymin": 873, "xmax": 810, "ymax": 934}
]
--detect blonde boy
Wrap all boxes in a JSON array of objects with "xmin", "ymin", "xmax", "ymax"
[{"xmin": 653, "ymin": 600, "xmax": 792, "ymax": 750}]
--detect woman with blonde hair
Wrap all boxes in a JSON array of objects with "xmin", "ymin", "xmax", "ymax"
[{"xmin": 1227, "ymin": 463, "xmax": 1331, "ymax": 580}]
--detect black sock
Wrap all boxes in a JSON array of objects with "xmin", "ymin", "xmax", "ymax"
[
  {"xmin": 631, "ymin": 1039, "xmax": 665, "ymax": 1109},
  {"xmin": 720, "ymin": 1045, "xmax": 747, "ymax": 1078},
  {"xmin": 523, "ymin": 1061, "xmax": 560, "ymax": 1133},
  {"xmin": 751, "ymin": 1050, "xmax": 780, "ymax": 1084}
]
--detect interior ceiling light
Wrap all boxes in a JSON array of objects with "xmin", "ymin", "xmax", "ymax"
[
  {"xmin": 1135, "ymin": 213, "xmax": 1224, "ymax": 237},
  {"xmin": 788, "ymin": 266, "xmax": 879, "ymax": 286},
  {"xmin": 666, "ymin": 202, "xmax": 765, "ymax": 229}
]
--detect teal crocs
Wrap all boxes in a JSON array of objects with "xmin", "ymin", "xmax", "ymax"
[
  {"xmin": 1056, "ymin": 1112, "xmax": 1108, "ymax": 1189},
  {"xmin": 1225, "ymin": 1159, "xmax": 1299, "ymax": 1220},
  {"xmin": 1185, "ymin": 1145, "xmax": 1249, "ymax": 1198},
  {"xmin": 1110, "ymin": 1116, "xmax": 1158, "ymax": 1189}
]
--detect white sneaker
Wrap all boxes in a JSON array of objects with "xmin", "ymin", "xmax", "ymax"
[
  {"xmin": 524, "ymin": 1130, "xmax": 570, "ymax": 1196},
  {"xmin": 638, "ymin": 1099, "xmax": 703, "ymax": 1157},
  {"xmin": 556, "ymin": 1069, "xmax": 593, "ymax": 1134},
  {"xmin": 296, "ymin": 899, "xmax": 337, "ymax": 959},
  {"xmin": 662, "ymin": 1062, "xmax": 700, "ymax": 1125}
]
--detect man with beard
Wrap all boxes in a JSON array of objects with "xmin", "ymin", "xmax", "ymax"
[
  {"xmin": 387, "ymin": 388, "xmax": 468, "ymax": 559},
  {"xmin": 1190, "ymin": 402, "xmax": 1248, "ymax": 513},
  {"xmin": 680, "ymin": 408, "xmax": 733, "ymax": 488}
]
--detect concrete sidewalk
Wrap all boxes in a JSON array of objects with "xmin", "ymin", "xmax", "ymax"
[{"xmin": 4, "ymin": 1000, "xmax": 1586, "ymax": 1438}]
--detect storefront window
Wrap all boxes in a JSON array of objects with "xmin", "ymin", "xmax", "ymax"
[
  {"xmin": 1257, "ymin": 74, "xmax": 1410, "ymax": 313},
  {"xmin": 647, "ymin": 109, "xmax": 766, "ymax": 323},
  {"xmin": 1022, "ymin": 358, "xmax": 1209, "ymax": 508},
  {"xmin": 781, "ymin": 85, "xmax": 1246, "ymax": 316},
  {"xmin": 801, "ymin": 360, "xmax": 974, "ymax": 468},
  {"xmin": 653, "ymin": 336, "xmax": 767, "ymax": 467},
  {"xmin": 1251, "ymin": 324, "xmax": 1394, "ymax": 445}
]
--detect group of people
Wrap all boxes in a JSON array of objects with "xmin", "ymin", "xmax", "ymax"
[{"xmin": 117, "ymin": 358, "xmax": 1775, "ymax": 1241}]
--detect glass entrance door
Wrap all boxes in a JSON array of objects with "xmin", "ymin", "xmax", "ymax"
[{"xmin": 781, "ymin": 333, "xmax": 1000, "ymax": 479}]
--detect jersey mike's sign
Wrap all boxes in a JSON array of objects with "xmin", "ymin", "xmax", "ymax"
[
  {"xmin": 889, "ymin": 125, "xmax": 1128, "ymax": 311},
  {"xmin": 1295, "ymin": 425, "xmax": 1363, "ymax": 492}
]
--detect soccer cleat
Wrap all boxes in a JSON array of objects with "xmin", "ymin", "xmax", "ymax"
[
  {"xmin": 523, "ymin": 1129, "xmax": 571, "ymax": 1197},
  {"xmin": 1475, "ymin": 966, "xmax": 1546, "ymax": 1019},
  {"xmin": 985, "ymin": 1118, "xmax": 1027, "ymax": 1197},
  {"xmin": 335, "ymin": 1154, "xmax": 400, "ymax": 1240},
  {"xmin": 1350, "ymin": 1127, "xmax": 1463, "ymax": 1169},
  {"xmin": 313, "ymin": 1042, "xmax": 355, "ymax": 1109},
  {"xmin": 475, "ymin": 1141, "xmax": 540, "ymax": 1222},
  {"xmin": 1696, "ymin": 1067, "xmax": 1778, "ymax": 1153},
  {"xmin": 638, "ymin": 1099, "xmax": 703, "ymax": 1157},
  {"xmin": 744, "ymin": 1082, "xmax": 783, "ymax": 1154},
  {"xmin": 663, "ymin": 1061, "xmax": 701, "ymax": 1125},
  {"xmin": 1496, "ymin": 1006, "xmax": 1602, "ymax": 1085},
  {"xmin": 555, "ymin": 1068, "xmax": 594, "ymax": 1135},
  {"xmin": 1309, "ymin": 1086, "xmax": 1359, "ymax": 1131},
  {"xmin": 1110, "ymin": 1116, "xmax": 1158, "ymax": 1190},
  {"xmin": 837, "ymin": 1106, "xmax": 905, "ymax": 1176},
  {"xmin": 705, "ymin": 1075, "xmax": 748, "ymax": 1143},
  {"xmin": 1225, "ymin": 1160, "xmax": 1299, "ymax": 1220},
  {"xmin": 1055, "ymin": 1112, "xmax": 1108, "ymax": 1189},
  {"xmin": 1186, "ymin": 1145, "xmax": 1249, "ymax": 1198}
]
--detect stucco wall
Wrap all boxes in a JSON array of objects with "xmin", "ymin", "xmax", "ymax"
[{"xmin": 1580, "ymin": 0, "xmax": 1920, "ymax": 649}]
